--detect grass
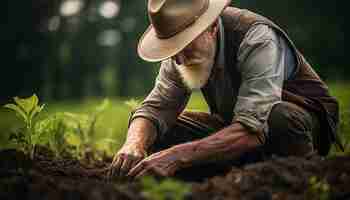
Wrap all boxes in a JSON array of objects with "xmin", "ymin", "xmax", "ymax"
[
  {"xmin": 0, "ymin": 92, "xmax": 207, "ymax": 154},
  {"xmin": 0, "ymin": 82, "xmax": 349, "ymax": 156}
]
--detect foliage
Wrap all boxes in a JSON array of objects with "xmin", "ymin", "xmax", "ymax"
[
  {"xmin": 141, "ymin": 176, "xmax": 191, "ymax": 200},
  {"xmin": 66, "ymin": 98, "xmax": 111, "ymax": 159},
  {"xmin": 34, "ymin": 112, "xmax": 75, "ymax": 158},
  {"xmin": 306, "ymin": 176, "xmax": 330, "ymax": 200},
  {"xmin": 4, "ymin": 94, "xmax": 45, "ymax": 159},
  {"xmin": 37, "ymin": 98, "xmax": 112, "ymax": 159},
  {"xmin": 3, "ymin": 96, "xmax": 115, "ymax": 160}
]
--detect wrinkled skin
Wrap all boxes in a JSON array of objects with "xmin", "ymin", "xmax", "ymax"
[
  {"xmin": 126, "ymin": 123, "xmax": 261, "ymax": 180},
  {"xmin": 107, "ymin": 143, "xmax": 147, "ymax": 180},
  {"xmin": 127, "ymin": 147, "xmax": 185, "ymax": 179},
  {"xmin": 107, "ymin": 118, "xmax": 157, "ymax": 180}
]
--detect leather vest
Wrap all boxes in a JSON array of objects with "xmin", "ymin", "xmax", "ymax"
[{"xmin": 220, "ymin": 7, "xmax": 342, "ymax": 156}]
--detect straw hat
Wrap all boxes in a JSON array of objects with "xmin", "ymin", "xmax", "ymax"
[{"xmin": 137, "ymin": 0, "xmax": 230, "ymax": 62}]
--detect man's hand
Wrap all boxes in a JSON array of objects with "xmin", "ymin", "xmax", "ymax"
[
  {"xmin": 127, "ymin": 147, "xmax": 186, "ymax": 179},
  {"xmin": 126, "ymin": 122, "xmax": 261, "ymax": 180},
  {"xmin": 107, "ymin": 117, "xmax": 158, "ymax": 181},
  {"xmin": 107, "ymin": 143, "xmax": 147, "ymax": 180}
]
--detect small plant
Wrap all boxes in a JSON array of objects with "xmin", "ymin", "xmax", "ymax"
[
  {"xmin": 4, "ymin": 94, "xmax": 46, "ymax": 159},
  {"xmin": 34, "ymin": 113, "xmax": 71, "ymax": 158},
  {"xmin": 141, "ymin": 176, "xmax": 191, "ymax": 200},
  {"xmin": 307, "ymin": 176, "xmax": 330, "ymax": 200},
  {"xmin": 62, "ymin": 99, "xmax": 111, "ymax": 159}
]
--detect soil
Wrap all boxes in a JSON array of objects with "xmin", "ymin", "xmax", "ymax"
[{"xmin": 0, "ymin": 148, "xmax": 349, "ymax": 200}]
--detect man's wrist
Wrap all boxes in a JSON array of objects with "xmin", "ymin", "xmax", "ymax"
[
  {"xmin": 125, "ymin": 117, "xmax": 158, "ymax": 153},
  {"xmin": 171, "ymin": 142, "xmax": 199, "ymax": 168}
]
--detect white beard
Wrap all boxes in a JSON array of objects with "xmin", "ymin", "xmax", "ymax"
[{"xmin": 174, "ymin": 60, "xmax": 214, "ymax": 90}]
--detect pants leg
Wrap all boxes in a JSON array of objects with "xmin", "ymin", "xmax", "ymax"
[{"xmin": 264, "ymin": 101, "xmax": 317, "ymax": 157}]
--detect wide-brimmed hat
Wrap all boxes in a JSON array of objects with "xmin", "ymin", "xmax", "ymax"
[{"xmin": 138, "ymin": 0, "xmax": 231, "ymax": 62}]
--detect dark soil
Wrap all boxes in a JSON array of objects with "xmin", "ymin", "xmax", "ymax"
[{"xmin": 0, "ymin": 148, "xmax": 349, "ymax": 200}]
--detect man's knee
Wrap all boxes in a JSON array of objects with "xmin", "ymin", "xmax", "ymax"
[{"xmin": 266, "ymin": 102, "xmax": 314, "ymax": 156}]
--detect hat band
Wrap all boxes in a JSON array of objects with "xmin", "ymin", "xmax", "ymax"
[{"xmin": 155, "ymin": 0, "xmax": 209, "ymax": 39}]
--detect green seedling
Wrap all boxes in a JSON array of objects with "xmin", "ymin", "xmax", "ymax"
[
  {"xmin": 141, "ymin": 176, "xmax": 191, "ymax": 200},
  {"xmin": 307, "ymin": 176, "xmax": 330, "ymax": 200},
  {"xmin": 62, "ymin": 99, "xmax": 111, "ymax": 159},
  {"xmin": 35, "ymin": 113, "xmax": 72, "ymax": 158},
  {"xmin": 34, "ymin": 98, "xmax": 111, "ymax": 160},
  {"xmin": 4, "ymin": 94, "xmax": 45, "ymax": 159}
]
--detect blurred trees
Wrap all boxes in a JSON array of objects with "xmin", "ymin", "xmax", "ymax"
[
  {"xmin": 0, "ymin": 0, "xmax": 347, "ymax": 103},
  {"xmin": 235, "ymin": 1, "xmax": 346, "ymax": 80}
]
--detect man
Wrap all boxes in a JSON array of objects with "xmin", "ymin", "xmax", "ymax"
[{"xmin": 108, "ymin": 0, "xmax": 341, "ymax": 180}]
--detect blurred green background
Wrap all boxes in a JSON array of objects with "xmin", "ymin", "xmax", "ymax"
[
  {"xmin": 0, "ymin": 0, "xmax": 347, "ymax": 101},
  {"xmin": 0, "ymin": 0, "xmax": 348, "ymax": 154}
]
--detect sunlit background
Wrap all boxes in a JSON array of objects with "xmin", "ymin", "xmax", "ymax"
[
  {"xmin": 0, "ymin": 0, "xmax": 347, "ymax": 103},
  {"xmin": 0, "ymin": 0, "xmax": 348, "ymax": 159}
]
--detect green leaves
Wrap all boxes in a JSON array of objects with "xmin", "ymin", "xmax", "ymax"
[
  {"xmin": 4, "ymin": 94, "xmax": 45, "ymax": 124},
  {"xmin": 3, "ymin": 94, "xmax": 45, "ymax": 159},
  {"xmin": 4, "ymin": 103, "xmax": 27, "ymax": 123},
  {"xmin": 141, "ymin": 176, "xmax": 191, "ymax": 200},
  {"xmin": 307, "ymin": 176, "xmax": 330, "ymax": 200},
  {"xmin": 3, "ymin": 95, "xmax": 112, "ymax": 160}
]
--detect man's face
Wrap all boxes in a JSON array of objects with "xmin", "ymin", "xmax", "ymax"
[{"xmin": 172, "ymin": 23, "xmax": 218, "ymax": 90}]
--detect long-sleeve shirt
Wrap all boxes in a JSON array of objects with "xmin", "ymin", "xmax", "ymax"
[{"xmin": 130, "ymin": 17, "xmax": 296, "ymax": 141}]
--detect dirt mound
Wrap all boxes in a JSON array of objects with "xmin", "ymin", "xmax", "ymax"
[
  {"xmin": 191, "ymin": 156, "xmax": 350, "ymax": 200},
  {"xmin": 0, "ymin": 149, "xmax": 349, "ymax": 200}
]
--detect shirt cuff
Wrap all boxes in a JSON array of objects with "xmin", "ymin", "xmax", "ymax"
[{"xmin": 232, "ymin": 113, "xmax": 267, "ymax": 144}]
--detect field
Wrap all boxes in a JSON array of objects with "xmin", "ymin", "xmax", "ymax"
[{"xmin": 0, "ymin": 82, "xmax": 349, "ymax": 200}]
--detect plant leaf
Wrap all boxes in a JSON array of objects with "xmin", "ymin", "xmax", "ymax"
[
  {"xmin": 14, "ymin": 94, "xmax": 38, "ymax": 115},
  {"xmin": 30, "ymin": 103, "xmax": 45, "ymax": 120},
  {"xmin": 4, "ymin": 103, "xmax": 28, "ymax": 122}
]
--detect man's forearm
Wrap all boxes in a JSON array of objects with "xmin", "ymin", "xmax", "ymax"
[
  {"xmin": 125, "ymin": 117, "xmax": 158, "ymax": 152},
  {"xmin": 174, "ymin": 123, "xmax": 262, "ymax": 167}
]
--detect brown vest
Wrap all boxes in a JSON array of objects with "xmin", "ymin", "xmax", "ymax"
[{"xmin": 221, "ymin": 7, "xmax": 342, "ymax": 156}]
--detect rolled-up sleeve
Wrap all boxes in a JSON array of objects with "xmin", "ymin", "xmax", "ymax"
[
  {"xmin": 233, "ymin": 24, "xmax": 285, "ymax": 138},
  {"xmin": 129, "ymin": 59, "xmax": 191, "ymax": 136}
]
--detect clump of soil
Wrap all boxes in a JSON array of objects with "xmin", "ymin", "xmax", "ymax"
[
  {"xmin": 0, "ymin": 149, "xmax": 144, "ymax": 200},
  {"xmin": 0, "ymin": 148, "xmax": 349, "ymax": 200},
  {"xmin": 191, "ymin": 156, "xmax": 350, "ymax": 200}
]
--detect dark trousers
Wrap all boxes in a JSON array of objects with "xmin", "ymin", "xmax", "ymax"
[{"xmin": 151, "ymin": 102, "xmax": 319, "ymax": 181}]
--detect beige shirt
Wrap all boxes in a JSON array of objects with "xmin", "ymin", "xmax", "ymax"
[{"xmin": 130, "ymin": 19, "xmax": 296, "ymax": 137}]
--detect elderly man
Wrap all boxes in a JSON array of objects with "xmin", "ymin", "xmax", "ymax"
[{"xmin": 108, "ymin": 0, "xmax": 341, "ymax": 180}]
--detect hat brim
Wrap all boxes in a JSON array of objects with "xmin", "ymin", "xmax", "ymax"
[{"xmin": 137, "ymin": 0, "xmax": 230, "ymax": 62}]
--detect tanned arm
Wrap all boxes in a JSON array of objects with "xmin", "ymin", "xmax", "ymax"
[
  {"xmin": 127, "ymin": 122, "xmax": 262, "ymax": 178},
  {"xmin": 108, "ymin": 117, "xmax": 157, "ymax": 178},
  {"xmin": 175, "ymin": 123, "xmax": 262, "ymax": 167}
]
